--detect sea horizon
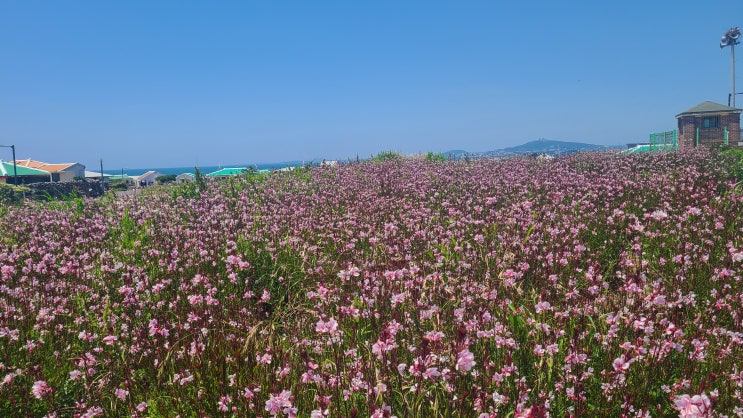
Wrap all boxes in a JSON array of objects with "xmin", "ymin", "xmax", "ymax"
[{"xmin": 101, "ymin": 160, "xmax": 316, "ymax": 177}]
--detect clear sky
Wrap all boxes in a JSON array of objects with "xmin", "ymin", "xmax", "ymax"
[{"xmin": 1, "ymin": 1, "xmax": 742, "ymax": 169}]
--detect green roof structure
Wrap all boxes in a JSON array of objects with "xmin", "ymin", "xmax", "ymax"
[
  {"xmin": 675, "ymin": 101, "xmax": 742, "ymax": 117},
  {"xmin": 108, "ymin": 174, "xmax": 135, "ymax": 181},
  {"xmin": 206, "ymin": 167, "xmax": 252, "ymax": 177},
  {"xmin": 621, "ymin": 143, "xmax": 677, "ymax": 154},
  {"xmin": 0, "ymin": 161, "xmax": 50, "ymax": 177}
]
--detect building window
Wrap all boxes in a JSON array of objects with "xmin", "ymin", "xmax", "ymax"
[{"xmin": 702, "ymin": 116, "xmax": 719, "ymax": 129}]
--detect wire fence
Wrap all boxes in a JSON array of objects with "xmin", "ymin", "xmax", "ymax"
[{"xmin": 648, "ymin": 130, "xmax": 678, "ymax": 150}]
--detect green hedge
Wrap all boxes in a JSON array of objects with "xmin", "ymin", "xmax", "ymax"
[{"xmin": 0, "ymin": 183, "xmax": 30, "ymax": 205}]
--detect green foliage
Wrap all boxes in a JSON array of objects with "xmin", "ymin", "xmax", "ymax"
[
  {"xmin": 170, "ymin": 168, "xmax": 208, "ymax": 200},
  {"xmin": 0, "ymin": 182, "xmax": 29, "ymax": 205},
  {"xmin": 156, "ymin": 174, "xmax": 177, "ymax": 184},
  {"xmin": 194, "ymin": 167, "xmax": 207, "ymax": 193},
  {"xmin": 110, "ymin": 180, "xmax": 129, "ymax": 191},
  {"xmin": 371, "ymin": 150, "xmax": 402, "ymax": 162},
  {"xmin": 720, "ymin": 148, "xmax": 743, "ymax": 181},
  {"xmin": 170, "ymin": 181, "xmax": 199, "ymax": 200},
  {"xmin": 425, "ymin": 151, "xmax": 447, "ymax": 162},
  {"xmin": 39, "ymin": 189, "xmax": 86, "ymax": 218}
]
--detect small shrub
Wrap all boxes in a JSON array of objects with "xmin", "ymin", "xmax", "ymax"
[
  {"xmin": 371, "ymin": 150, "xmax": 402, "ymax": 162},
  {"xmin": 156, "ymin": 174, "xmax": 177, "ymax": 184},
  {"xmin": 425, "ymin": 151, "xmax": 447, "ymax": 162},
  {"xmin": 720, "ymin": 148, "xmax": 743, "ymax": 181},
  {"xmin": 171, "ymin": 168, "xmax": 208, "ymax": 200},
  {"xmin": 110, "ymin": 181, "xmax": 129, "ymax": 191},
  {"xmin": 194, "ymin": 167, "xmax": 207, "ymax": 193},
  {"xmin": 0, "ymin": 182, "xmax": 29, "ymax": 205}
]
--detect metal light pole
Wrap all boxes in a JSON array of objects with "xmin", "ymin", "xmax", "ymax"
[
  {"xmin": 0, "ymin": 145, "xmax": 18, "ymax": 185},
  {"xmin": 729, "ymin": 92, "xmax": 743, "ymax": 106},
  {"xmin": 721, "ymin": 27, "xmax": 741, "ymax": 107}
]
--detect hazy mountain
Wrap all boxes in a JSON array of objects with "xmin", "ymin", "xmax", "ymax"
[
  {"xmin": 496, "ymin": 139, "xmax": 615, "ymax": 155},
  {"xmin": 445, "ymin": 139, "xmax": 621, "ymax": 158}
]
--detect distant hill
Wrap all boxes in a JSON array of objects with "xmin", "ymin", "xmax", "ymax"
[
  {"xmin": 445, "ymin": 139, "xmax": 621, "ymax": 159},
  {"xmin": 496, "ymin": 139, "xmax": 615, "ymax": 155}
]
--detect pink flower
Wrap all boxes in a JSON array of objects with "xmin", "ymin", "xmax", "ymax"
[
  {"xmin": 315, "ymin": 317, "xmax": 339, "ymax": 335},
  {"xmin": 456, "ymin": 348, "xmax": 475, "ymax": 372},
  {"xmin": 534, "ymin": 301, "xmax": 551, "ymax": 314},
  {"xmin": 31, "ymin": 380, "xmax": 51, "ymax": 399},
  {"xmin": 114, "ymin": 388, "xmax": 129, "ymax": 400},
  {"xmin": 423, "ymin": 367, "xmax": 441, "ymax": 380},
  {"xmin": 136, "ymin": 402, "xmax": 148, "ymax": 412},
  {"xmin": 674, "ymin": 394, "xmax": 712, "ymax": 417},
  {"xmin": 686, "ymin": 207, "xmax": 702, "ymax": 216},
  {"xmin": 492, "ymin": 391, "xmax": 506, "ymax": 404},
  {"xmin": 218, "ymin": 395, "xmax": 232, "ymax": 412},
  {"xmin": 265, "ymin": 390, "xmax": 294, "ymax": 416},
  {"xmin": 102, "ymin": 335, "xmax": 118, "ymax": 345},
  {"xmin": 515, "ymin": 406, "xmax": 533, "ymax": 418},
  {"xmin": 612, "ymin": 354, "xmax": 631, "ymax": 373},
  {"xmin": 371, "ymin": 338, "xmax": 397, "ymax": 360},
  {"xmin": 80, "ymin": 406, "xmax": 104, "ymax": 418},
  {"xmin": 257, "ymin": 353, "xmax": 272, "ymax": 365}
]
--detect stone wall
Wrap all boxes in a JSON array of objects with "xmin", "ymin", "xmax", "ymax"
[{"xmin": 25, "ymin": 180, "xmax": 106, "ymax": 200}]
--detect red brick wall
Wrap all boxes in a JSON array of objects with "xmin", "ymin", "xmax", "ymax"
[
  {"xmin": 677, "ymin": 116, "xmax": 696, "ymax": 149},
  {"xmin": 726, "ymin": 113, "xmax": 742, "ymax": 146},
  {"xmin": 677, "ymin": 112, "xmax": 742, "ymax": 149}
]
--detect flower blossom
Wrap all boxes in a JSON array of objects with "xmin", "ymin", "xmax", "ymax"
[
  {"xmin": 456, "ymin": 348, "xmax": 475, "ymax": 372},
  {"xmin": 265, "ymin": 390, "xmax": 296, "ymax": 416},
  {"xmin": 31, "ymin": 380, "xmax": 52, "ymax": 399},
  {"xmin": 674, "ymin": 393, "xmax": 712, "ymax": 417}
]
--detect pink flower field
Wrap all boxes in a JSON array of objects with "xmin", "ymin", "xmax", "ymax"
[{"xmin": 1, "ymin": 150, "xmax": 742, "ymax": 417}]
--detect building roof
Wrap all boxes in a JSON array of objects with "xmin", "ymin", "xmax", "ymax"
[
  {"xmin": 621, "ymin": 143, "xmax": 678, "ymax": 154},
  {"xmin": 84, "ymin": 170, "xmax": 112, "ymax": 178},
  {"xmin": 676, "ymin": 101, "xmax": 742, "ymax": 117},
  {"xmin": 109, "ymin": 174, "xmax": 135, "ymax": 181},
  {"xmin": 16, "ymin": 159, "xmax": 81, "ymax": 173},
  {"xmin": 206, "ymin": 167, "xmax": 251, "ymax": 177},
  {"xmin": 176, "ymin": 172, "xmax": 195, "ymax": 178},
  {"xmin": 0, "ymin": 161, "xmax": 50, "ymax": 176},
  {"xmin": 136, "ymin": 171, "xmax": 164, "ymax": 180}
]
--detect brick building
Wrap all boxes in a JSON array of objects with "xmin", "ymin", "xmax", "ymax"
[{"xmin": 676, "ymin": 101, "xmax": 741, "ymax": 149}]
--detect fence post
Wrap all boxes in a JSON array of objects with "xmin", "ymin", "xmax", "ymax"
[
  {"xmin": 696, "ymin": 127, "xmax": 700, "ymax": 147},
  {"xmin": 725, "ymin": 126, "xmax": 729, "ymax": 147}
]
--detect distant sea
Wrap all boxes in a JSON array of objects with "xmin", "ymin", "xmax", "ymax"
[{"xmin": 102, "ymin": 161, "xmax": 309, "ymax": 177}]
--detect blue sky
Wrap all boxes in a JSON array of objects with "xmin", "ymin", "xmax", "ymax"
[{"xmin": 1, "ymin": 1, "xmax": 742, "ymax": 169}]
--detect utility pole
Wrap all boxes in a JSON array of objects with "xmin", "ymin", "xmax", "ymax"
[
  {"xmin": 11, "ymin": 145, "xmax": 17, "ymax": 186},
  {"xmin": 721, "ymin": 27, "xmax": 741, "ymax": 107},
  {"xmin": 0, "ymin": 145, "xmax": 18, "ymax": 185}
]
